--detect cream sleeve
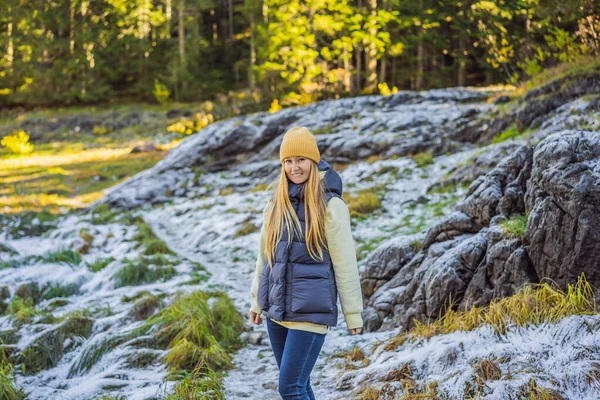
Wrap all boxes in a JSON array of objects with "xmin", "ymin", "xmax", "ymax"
[
  {"xmin": 325, "ymin": 196, "xmax": 364, "ymax": 330},
  {"xmin": 249, "ymin": 202, "xmax": 270, "ymax": 314}
]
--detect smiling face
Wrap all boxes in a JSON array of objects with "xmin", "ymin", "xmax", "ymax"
[{"xmin": 283, "ymin": 156, "xmax": 311, "ymax": 184}]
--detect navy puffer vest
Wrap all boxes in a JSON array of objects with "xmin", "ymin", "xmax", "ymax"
[{"xmin": 257, "ymin": 160, "xmax": 343, "ymax": 326}]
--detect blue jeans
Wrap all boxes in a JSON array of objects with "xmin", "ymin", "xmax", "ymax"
[{"xmin": 266, "ymin": 318, "xmax": 327, "ymax": 400}]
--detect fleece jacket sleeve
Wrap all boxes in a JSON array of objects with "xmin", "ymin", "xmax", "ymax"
[{"xmin": 325, "ymin": 197, "xmax": 364, "ymax": 330}]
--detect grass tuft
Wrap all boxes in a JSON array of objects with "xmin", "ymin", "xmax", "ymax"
[
  {"xmin": 343, "ymin": 190, "xmax": 383, "ymax": 221},
  {"xmin": 20, "ymin": 310, "xmax": 94, "ymax": 375},
  {"xmin": 0, "ymin": 346, "xmax": 26, "ymax": 400},
  {"xmin": 86, "ymin": 256, "xmax": 115, "ymax": 272},
  {"xmin": 114, "ymin": 255, "xmax": 177, "ymax": 287},
  {"xmin": 409, "ymin": 151, "xmax": 434, "ymax": 168},
  {"xmin": 500, "ymin": 213, "xmax": 528, "ymax": 240},
  {"xmin": 384, "ymin": 273, "xmax": 596, "ymax": 352},
  {"xmin": 135, "ymin": 290, "xmax": 244, "ymax": 372}
]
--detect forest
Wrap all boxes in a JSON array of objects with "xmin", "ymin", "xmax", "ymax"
[{"xmin": 1, "ymin": 0, "xmax": 598, "ymax": 109}]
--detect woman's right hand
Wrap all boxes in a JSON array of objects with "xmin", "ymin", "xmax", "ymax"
[{"xmin": 250, "ymin": 311, "xmax": 263, "ymax": 325}]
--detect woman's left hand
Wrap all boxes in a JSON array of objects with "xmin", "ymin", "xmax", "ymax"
[{"xmin": 349, "ymin": 328, "xmax": 362, "ymax": 335}]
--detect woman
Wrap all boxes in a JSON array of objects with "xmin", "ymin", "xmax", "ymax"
[{"xmin": 248, "ymin": 126, "xmax": 364, "ymax": 400}]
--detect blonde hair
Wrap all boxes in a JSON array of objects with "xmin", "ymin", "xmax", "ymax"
[{"xmin": 264, "ymin": 160, "xmax": 328, "ymax": 268}]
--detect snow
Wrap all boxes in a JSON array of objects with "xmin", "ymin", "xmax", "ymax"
[{"xmin": 1, "ymin": 89, "xmax": 599, "ymax": 399}]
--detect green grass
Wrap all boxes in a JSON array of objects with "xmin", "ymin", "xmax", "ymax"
[
  {"xmin": 233, "ymin": 220, "xmax": 260, "ymax": 238},
  {"xmin": 20, "ymin": 310, "xmax": 94, "ymax": 375},
  {"xmin": 67, "ymin": 335, "xmax": 128, "ymax": 378},
  {"xmin": 500, "ymin": 213, "xmax": 528, "ymax": 240},
  {"xmin": 3, "ymin": 297, "xmax": 43, "ymax": 327},
  {"xmin": 0, "ymin": 210, "xmax": 60, "ymax": 239},
  {"xmin": 124, "ymin": 351, "xmax": 159, "ymax": 369},
  {"xmin": 166, "ymin": 362, "xmax": 226, "ymax": 400},
  {"xmin": 37, "ymin": 249, "xmax": 82, "ymax": 267},
  {"xmin": 131, "ymin": 220, "xmax": 176, "ymax": 255},
  {"xmin": 134, "ymin": 290, "xmax": 244, "ymax": 374},
  {"xmin": 343, "ymin": 189, "xmax": 384, "ymax": 222},
  {"xmin": 41, "ymin": 283, "xmax": 80, "ymax": 300},
  {"xmin": 130, "ymin": 294, "xmax": 163, "ymax": 320},
  {"xmin": 409, "ymin": 151, "xmax": 434, "ymax": 168},
  {"xmin": 86, "ymin": 256, "xmax": 115, "ymax": 272},
  {"xmin": 491, "ymin": 125, "xmax": 534, "ymax": 144},
  {"xmin": 113, "ymin": 255, "xmax": 177, "ymax": 287},
  {"xmin": 0, "ymin": 347, "xmax": 25, "ymax": 400}
]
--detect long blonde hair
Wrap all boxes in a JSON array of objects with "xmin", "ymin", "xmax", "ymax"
[{"xmin": 264, "ymin": 160, "xmax": 328, "ymax": 268}]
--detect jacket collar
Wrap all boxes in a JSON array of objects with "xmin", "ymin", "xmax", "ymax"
[{"xmin": 287, "ymin": 159, "xmax": 343, "ymax": 200}]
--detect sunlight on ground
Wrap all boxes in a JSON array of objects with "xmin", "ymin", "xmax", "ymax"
[{"xmin": 1, "ymin": 144, "xmax": 171, "ymax": 214}]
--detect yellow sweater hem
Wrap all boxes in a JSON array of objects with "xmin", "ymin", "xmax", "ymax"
[{"xmin": 270, "ymin": 318, "xmax": 328, "ymax": 335}]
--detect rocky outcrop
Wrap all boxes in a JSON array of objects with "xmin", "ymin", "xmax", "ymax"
[
  {"xmin": 362, "ymin": 130, "xmax": 600, "ymax": 333},
  {"xmin": 524, "ymin": 131, "xmax": 600, "ymax": 289},
  {"xmin": 99, "ymin": 88, "xmax": 499, "ymax": 209}
]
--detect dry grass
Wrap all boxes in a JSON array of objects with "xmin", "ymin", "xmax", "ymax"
[{"xmin": 384, "ymin": 273, "xmax": 596, "ymax": 351}]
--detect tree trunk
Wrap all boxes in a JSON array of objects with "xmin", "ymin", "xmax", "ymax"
[
  {"xmin": 378, "ymin": 55, "xmax": 386, "ymax": 84},
  {"xmin": 69, "ymin": 0, "xmax": 75, "ymax": 55},
  {"xmin": 415, "ymin": 0, "xmax": 424, "ymax": 90},
  {"xmin": 343, "ymin": 45, "xmax": 351, "ymax": 93},
  {"xmin": 248, "ymin": 1, "xmax": 256, "ymax": 89},
  {"xmin": 7, "ymin": 6, "xmax": 13, "ymax": 74},
  {"xmin": 228, "ymin": 0, "xmax": 239, "ymax": 82},
  {"xmin": 364, "ymin": 0, "xmax": 378, "ymax": 93},
  {"xmin": 457, "ymin": 35, "xmax": 466, "ymax": 86},
  {"xmin": 178, "ymin": 0, "xmax": 185, "ymax": 64},
  {"xmin": 166, "ymin": 0, "xmax": 172, "ymax": 39}
]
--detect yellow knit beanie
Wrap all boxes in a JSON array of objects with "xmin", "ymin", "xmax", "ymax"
[{"xmin": 279, "ymin": 126, "xmax": 321, "ymax": 164}]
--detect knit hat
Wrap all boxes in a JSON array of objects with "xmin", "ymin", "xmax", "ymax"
[{"xmin": 279, "ymin": 126, "xmax": 321, "ymax": 164}]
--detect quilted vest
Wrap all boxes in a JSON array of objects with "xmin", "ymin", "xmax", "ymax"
[{"xmin": 257, "ymin": 159, "xmax": 343, "ymax": 326}]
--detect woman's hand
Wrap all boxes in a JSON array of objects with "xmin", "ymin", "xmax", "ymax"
[
  {"xmin": 349, "ymin": 327, "xmax": 362, "ymax": 335},
  {"xmin": 250, "ymin": 311, "xmax": 263, "ymax": 325}
]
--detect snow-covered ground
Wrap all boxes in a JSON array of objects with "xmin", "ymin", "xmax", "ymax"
[{"xmin": 1, "ymin": 90, "xmax": 599, "ymax": 399}]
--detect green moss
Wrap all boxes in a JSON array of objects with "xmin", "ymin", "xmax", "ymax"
[
  {"xmin": 409, "ymin": 151, "xmax": 434, "ymax": 168},
  {"xmin": 343, "ymin": 190, "xmax": 383, "ymax": 221},
  {"xmin": 500, "ymin": 213, "xmax": 528, "ymax": 240},
  {"xmin": 491, "ymin": 125, "xmax": 532, "ymax": 144},
  {"xmin": 233, "ymin": 220, "xmax": 260, "ymax": 238},
  {"xmin": 356, "ymin": 237, "xmax": 387, "ymax": 262}
]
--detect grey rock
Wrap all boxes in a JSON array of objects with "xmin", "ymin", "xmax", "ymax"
[
  {"xmin": 524, "ymin": 131, "xmax": 600, "ymax": 289},
  {"xmin": 361, "ymin": 233, "xmax": 425, "ymax": 299},
  {"xmin": 455, "ymin": 145, "xmax": 533, "ymax": 226}
]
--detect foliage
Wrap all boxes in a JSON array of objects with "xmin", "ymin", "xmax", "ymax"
[
  {"xmin": 153, "ymin": 79, "xmax": 171, "ymax": 105},
  {"xmin": 1, "ymin": 131, "xmax": 33, "ymax": 155},
  {"xmin": 0, "ymin": 0, "xmax": 598, "ymax": 107}
]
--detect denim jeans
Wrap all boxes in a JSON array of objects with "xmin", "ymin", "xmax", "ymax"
[{"xmin": 266, "ymin": 318, "xmax": 327, "ymax": 400}]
